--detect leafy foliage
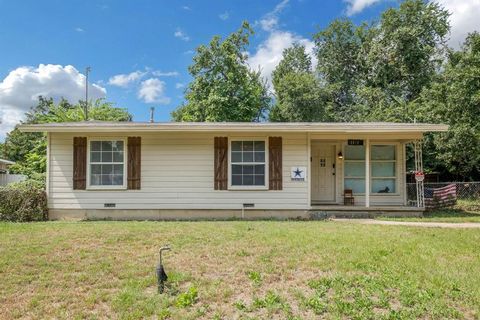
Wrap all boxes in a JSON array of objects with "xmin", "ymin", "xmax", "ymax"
[
  {"xmin": 416, "ymin": 33, "xmax": 480, "ymax": 179},
  {"xmin": 0, "ymin": 180, "xmax": 48, "ymax": 221},
  {"xmin": 314, "ymin": 19, "xmax": 369, "ymax": 121},
  {"xmin": 365, "ymin": 0, "xmax": 449, "ymax": 102},
  {"xmin": 270, "ymin": 44, "xmax": 329, "ymax": 122},
  {"xmin": 176, "ymin": 286, "xmax": 198, "ymax": 308},
  {"xmin": 172, "ymin": 22, "xmax": 270, "ymax": 122},
  {"xmin": 313, "ymin": 0, "xmax": 449, "ymax": 122}
]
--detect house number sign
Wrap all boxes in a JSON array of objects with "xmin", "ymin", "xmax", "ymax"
[{"xmin": 348, "ymin": 139, "xmax": 364, "ymax": 146}]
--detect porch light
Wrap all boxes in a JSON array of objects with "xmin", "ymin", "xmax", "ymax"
[{"xmin": 337, "ymin": 151, "xmax": 343, "ymax": 159}]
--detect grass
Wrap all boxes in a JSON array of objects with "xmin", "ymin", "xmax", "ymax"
[
  {"xmin": 1, "ymin": 221, "xmax": 480, "ymax": 319},
  {"xmin": 379, "ymin": 199, "xmax": 480, "ymax": 223}
]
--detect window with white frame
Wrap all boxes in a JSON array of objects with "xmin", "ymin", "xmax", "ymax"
[
  {"xmin": 344, "ymin": 145, "xmax": 366, "ymax": 193},
  {"xmin": 89, "ymin": 140, "xmax": 125, "ymax": 187},
  {"xmin": 231, "ymin": 140, "xmax": 266, "ymax": 187},
  {"xmin": 371, "ymin": 145, "xmax": 396, "ymax": 193}
]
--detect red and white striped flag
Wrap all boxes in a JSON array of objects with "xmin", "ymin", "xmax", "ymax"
[{"xmin": 425, "ymin": 184, "xmax": 457, "ymax": 209}]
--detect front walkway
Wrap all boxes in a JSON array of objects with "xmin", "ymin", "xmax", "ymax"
[{"xmin": 333, "ymin": 218, "xmax": 480, "ymax": 229}]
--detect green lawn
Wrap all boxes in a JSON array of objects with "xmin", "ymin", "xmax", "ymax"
[
  {"xmin": 379, "ymin": 200, "xmax": 480, "ymax": 223},
  {"xmin": 1, "ymin": 221, "xmax": 479, "ymax": 319}
]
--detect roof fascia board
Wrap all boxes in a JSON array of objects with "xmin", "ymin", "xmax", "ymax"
[{"xmin": 18, "ymin": 123, "xmax": 449, "ymax": 133}]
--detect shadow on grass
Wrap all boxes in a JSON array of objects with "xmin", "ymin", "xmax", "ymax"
[
  {"xmin": 378, "ymin": 200, "xmax": 480, "ymax": 222},
  {"xmin": 423, "ymin": 208, "xmax": 480, "ymax": 219}
]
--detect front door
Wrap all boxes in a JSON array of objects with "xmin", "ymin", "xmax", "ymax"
[{"xmin": 311, "ymin": 143, "xmax": 336, "ymax": 203}]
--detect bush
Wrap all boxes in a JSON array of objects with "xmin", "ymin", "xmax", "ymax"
[{"xmin": 0, "ymin": 180, "xmax": 48, "ymax": 222}]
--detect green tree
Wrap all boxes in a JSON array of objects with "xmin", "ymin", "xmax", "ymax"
[
  {"xmin": 172, "ymin": 21, "xmax": 270, "ymax": 122},
  {"xmin": 270, "ymin": 44, "xmax": 329, "ymax": 122},
  {"xmin": 356, "ymin": 0, "xmax": 449, "ymax": 121},
  {"xmin": 312, "ymin": 0, "xmax": 449, "ymax": 122},
  {"xmin": 416, "ymin": 33, "xmax": 480, "ymax": 179},
  {"xmin": 313, "ymin": 19, "xmax": 370, "ymax": 121},
  {"xmin": 367, "ymin": 0, "xmax": 449, "ymax": 101}
]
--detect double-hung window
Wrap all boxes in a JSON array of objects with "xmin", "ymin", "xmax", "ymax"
[
  {"xmin": 230, "ymin": 140, "xmax": 266, "ymax": 187},
  {"xmin": 371, "ymin": 145, "xmax": 396, "ymax": 193},
  {"xmin": 89, "ymin": 140, "xmax": 125, "ymax": 188},
  {"xmin": 344, "ymin": 145, "xmax": 366, "ymax": 193}
]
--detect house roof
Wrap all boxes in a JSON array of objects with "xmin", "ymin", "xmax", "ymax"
[
  {"xmin": 0, "ymin": 159, "xmax": 15, "ymax": 165},
  {"xmin": 19, "ymin": 121, "xmax": 448, "ymax": 134}
]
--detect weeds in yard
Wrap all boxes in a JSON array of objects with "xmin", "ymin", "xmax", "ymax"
[
  {"xmin": 247, "ymin": 270, "xmax": 262, "ymax": 286},
  {"xmin": 176, "ymin": 286, "xmax": 198, "ymax": 308},
  {"xmin": 234, "ymin": 300, "xmax": 247, "ymax": 311},
  {"xmin": 250, "ymin": 290, "xmax": 292, "ymax": 317},
  {"xmin": 303, "ymin": 293, "xmax": 327, "ymax": 315}
]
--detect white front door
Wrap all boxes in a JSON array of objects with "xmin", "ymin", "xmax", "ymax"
[{"xmin": 311, "ymin": 143, "xmax": 336, "ymax": 203}]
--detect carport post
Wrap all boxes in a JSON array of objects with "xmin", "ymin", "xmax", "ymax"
[
  {"xmin": 365, "ymin": 138, "xmax": 370, "ymax": 208},
  {"xmin": 414, "ymin": 140, "xmax": 425, "ymax": 208}
]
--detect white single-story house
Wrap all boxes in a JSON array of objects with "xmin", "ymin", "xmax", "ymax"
[{"xmin": 20, "ymin": 121, "xmax": 448, "ymax": 220}]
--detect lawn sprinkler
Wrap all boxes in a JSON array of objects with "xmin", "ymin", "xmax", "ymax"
[{"xmin": 156, "ymin": 245, "xmax": 171, "ymax": 294}]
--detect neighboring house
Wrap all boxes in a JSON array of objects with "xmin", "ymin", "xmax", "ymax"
[
  {"xmin": 0, "ymin": 159, "xmax": 25, "ymax": 186},
  {"xmin": 20, "ymin": 121, "xmax": 448, "ymax": 220}
]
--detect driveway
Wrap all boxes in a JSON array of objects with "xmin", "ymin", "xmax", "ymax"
[{"xmin": 333, "ymin": 219, "xmax": 480, "ymax": 229}]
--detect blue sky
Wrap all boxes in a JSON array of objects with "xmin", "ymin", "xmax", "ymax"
[{"xmin": 0, "ymin": 0, "xmax": 478, "ymax": 139}]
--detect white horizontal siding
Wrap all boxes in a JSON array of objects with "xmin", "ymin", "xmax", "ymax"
[{"xmin": 48, "ymin": 132, "xmax": 309, "ymax": 210}]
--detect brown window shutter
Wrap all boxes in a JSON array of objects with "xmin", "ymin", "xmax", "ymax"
[
  {"xmin": 269, "ymin": 137, "xmax": 283, "ymax": 190},
  {"xmin": 214, "ymin": 137, "xmax": 228, "ymax": 190},
  {"xmin": 73, "ymin": 137, "xmax": 87, "ymax": 190},
  {"xmin": 127, "ymin": 137, "xmax": 141, "ymax": 190}
]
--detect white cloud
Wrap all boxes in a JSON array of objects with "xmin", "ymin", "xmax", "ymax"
[
  {"xmin": 75, "ymin": 27, "xmax": 85, "ymax": 32},
  {"xmin": 174, "ymin": 29, "xmax": 190, "ymax": 41},
  {"xmin": 248, "ymin": 31, "xmax": 316, "ymax": 86},
  {"xmin": 0, "ymin": 64, "xmax": 106, "ymax": 138},
  {"xmin": 435, "ymin": 0, "xmax": 480, "ymax": 48},
  {"xmin": 182, "ymin": 5, "xmax": 191, "ymax": 10},
  {"xmin": 152, "ymin": 70, "xmax": 179, "ymax": 77},
  {"xmin": 138, "ymin": 78, "xmax": 170, "ymax": 104},
  {"xmin": 108, "ymin": 70, "xmax": 147, "ymax": 88},
  {"xmin": 219, "ymin": 11, "xmax": 229, "ymax": 20},
  {"xmin": 258, "ymin": 0, "xmax": 289, "ymax": 31},
  {"xmin": 175, "ymin": 83, "xmax": 185, "ymax": 89},
  {"xmin": 108, "ymin": 70, "xmax": 178, "ymax": 88},
  {"xmin": 344, "ymin": 0, "xmax": 383, "ymax": 16},
  {"xmin": 183, "ymin": 50, "xmax": 195, "ymax": 55}
]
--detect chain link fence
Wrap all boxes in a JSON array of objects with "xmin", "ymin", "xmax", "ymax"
[{"xmin": 406, "ymin": 182, "xmax": 480, "ymax": 208}]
